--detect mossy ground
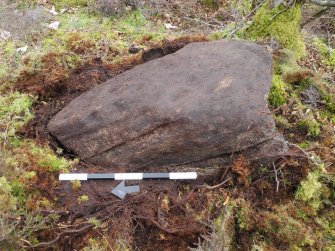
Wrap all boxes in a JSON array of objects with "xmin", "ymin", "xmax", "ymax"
[
  {"xmin": 1, "ymin": 1, "xmax": 335, "ymax": 250},
  {"xmin": 260, "ymin": 20, "xmax": 334, "ymax": 250}
]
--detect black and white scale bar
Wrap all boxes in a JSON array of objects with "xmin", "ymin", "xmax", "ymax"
[{"xmin": 59, "ymin": 172, "xmax": 197, "ymax": 181}]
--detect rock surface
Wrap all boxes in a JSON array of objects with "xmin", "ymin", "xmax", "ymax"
[{"xmin": 48, "ymin": 40, "xmax": 287, "ymax": 170}]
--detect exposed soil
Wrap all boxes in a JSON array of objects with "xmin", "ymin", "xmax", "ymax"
[{"xmin": 15, "ymin": 35, "xmax": 310, "ymax": 250}]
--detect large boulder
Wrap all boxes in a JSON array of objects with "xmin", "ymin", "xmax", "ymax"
[{"xmin": 48, "ymin": 40, "xmax": 287, "ymax": 170}]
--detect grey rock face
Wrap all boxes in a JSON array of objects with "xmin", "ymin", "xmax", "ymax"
[{"xmin": 48, "ymin": 40, "xmax": 287, "ymax": 170}]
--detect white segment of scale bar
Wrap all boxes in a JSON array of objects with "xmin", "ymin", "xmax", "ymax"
[
  {"xmin": 59, "ymin": 173, "xmax": 88, "ymax": 180},
  {"xmin": 169, "ymin": 172, "xmax": 197, "ymax": 179}
]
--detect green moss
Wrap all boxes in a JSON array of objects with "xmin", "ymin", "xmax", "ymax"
[
  {"xmin": 50, "ymin": 0, "xmax": 89, "ymax": 8},
  {"xmin": 210, "ymin": 31, "xmax": 228, "ymax": 40},
  {"xmin": 10, "ymin": 180, "xmax": 26, "ymax": 205},
  {"xmin": 258, "ymin": 207, "xmax": 315, "ymax": 248},
  {"xmin": 0, "ymin": 41, "xmax": 23, "ymax": 80},
  {"xmin": 88, "ymin": 217, "xmax": 102, "ymax": 229},
  {"xmin": 320, "ymin": 110, "xmax": 335, "ymax": 124},
  {"xmin": 296, "ymin": 171, "xmax": 323, "ymax": 210},
  {"xmin": 115, "ymin": 10, "xmax": 166, "ymax": 42},
  {"xmin": 297, "ymin": 119, "xmax": 320, "ymax": 138},
  {"xmin": 273, "ymin": 49, "xmax": 300, "ymax": 75},
  {"xmin": 236, "ymin": 199, "xmax": 254, "ymax": 231},
  {"xmin": 14, "ymin": 0, "xmax": 39, "ymax": 8},
  {"xmin": 314, "ymin": 212, "xmax": 335, "ymax": 250},
  {"xmin": 313, "ymin": 38, "xmax": 335, "ymax": 67},
  {"xmin": 274, "ymin": 115, "xmax": 291, "ymax": 129},
  {"xmin": 300, "ymin": 77, "xmax": 314, "ymax": 89},
  {"xmin": 82, "ymin": 237, "xmax": 111, "ymax": 251},
  {"xmin": 0, "ymin": 177, "xmax": 18, "ymax": 213},
  {"xmin": 245, "ymin": 1, "xmax": 305, "ymax": 59},
  {"xmin": 29, "ymin": 143, "xmax": 72, "ymax": 172},
  {"xmin": 71, "ymin": 180, "xmax": 81, "ymax": 190},
  {"xmin": 201, "ymin": 0, "xmax": 220, "ymax": 9},
  {"xmin": 0, "ymin": 92, "xmax": 34, "ymax": 143},
  {"xmin": 58, "ymin": 12, "xmax": 108, "ymax": 32},
  {"xmin": 318, "ymin": 87, "xmax": 335, "ymax": 115},
  {"xmin": 232, "ymin": 0, "xmax": 252, "ymax": 16},
  {"xmin": 268, "ymin": 75, "xmax": 287, "ymax": 108},
  {"xmin": 298, "ymin": 141, "xmax": 311, "ymax": 149},
  {"xmin": 77, "ymin": 194, "xmax": 89, "ymax": 204}
]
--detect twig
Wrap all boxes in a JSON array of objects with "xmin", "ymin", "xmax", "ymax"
[
  {"xmin": 271, "ymin": 0, "xmax": 296, "ymax": 21},
  {"xmin": 99, "ymin": 232, "xmax": 113, "ymax": 250},
  {"xmin": 22, "ymin": 234, "xmax": 60, "ymax": 249},
  {"xmin": 288, "ymin": 143, "xmax": 321, "ymax": 166},
  {"xmin": 272, "ymin": 162, "xmax": 280, "ymax": 192},
  {"xmin": 200, "ymin": 177, "xmax": 232, "ymax": 190},
  {"xmin": 246, "ymin": 0, "xmax": 267, "ymax": 19},
  {"xmin": 220, "ymin": 165, "xmax": 230, "ymax": 181}
]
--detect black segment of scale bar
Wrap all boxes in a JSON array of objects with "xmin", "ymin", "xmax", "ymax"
[
  {"xmin": 87, "ymin": 173, "xmax": 115, "ymax": 179},
  {"xmin": 142, "ymin": 173, "xmax": 170, "ymax": 179}
]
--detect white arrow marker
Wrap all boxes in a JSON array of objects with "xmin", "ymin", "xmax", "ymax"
[
  {"xmin": 111, "ymin": 181, "xmax": 140, "ymax": 199},
  {"xmin": 59, "ymin": 172, "xmax": 197, "ymax": 181}
]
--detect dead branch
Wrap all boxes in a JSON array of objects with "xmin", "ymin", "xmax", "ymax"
[
  {"xmin": 288, "ymin": 143, "xmax": 321, "ymax": 166},
  {"xmin": 220, "ymin": 165, "xmax": 230, "ymax": 181},
  {"xmin": 309, "ymin": 0, "xmax": 335, "ymax": 7},
  {"xmin": 201, "ymin": 177, "xmax": 232, "ymax": 190},
  {"xmin": 271, "ymin": 0, "xmax": 296, "ymax": 21},
  {"xmin": 272, "ymin": 162, "xmax": 280, "ymax": 192}
]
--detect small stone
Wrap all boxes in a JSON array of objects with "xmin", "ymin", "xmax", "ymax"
[
  {"xmin": 128, "ymin": 45, "xmax": 141, "ymax": 54},
  {"xmin": 48, "ymin": 21, "xmax": 60, "ymax": 30},
  {"xmin": 164, "ymin": 23, "xmax": 177, "ymax": 29},
  {"xmin": 49, "ymin": 6, "xmax": 58, "ymax": 15},
  {"xmin": 0, "ymin": 29, "xmax": 11, "ymax": 41},
  {"xmin": 16, "ymin": 45, "xmax": 28, "ymax": 53}
]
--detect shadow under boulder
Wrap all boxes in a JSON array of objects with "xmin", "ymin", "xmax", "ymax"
[{"xmin": 48, "ymin": 39, "xmax": 287, "ymax": 171}]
